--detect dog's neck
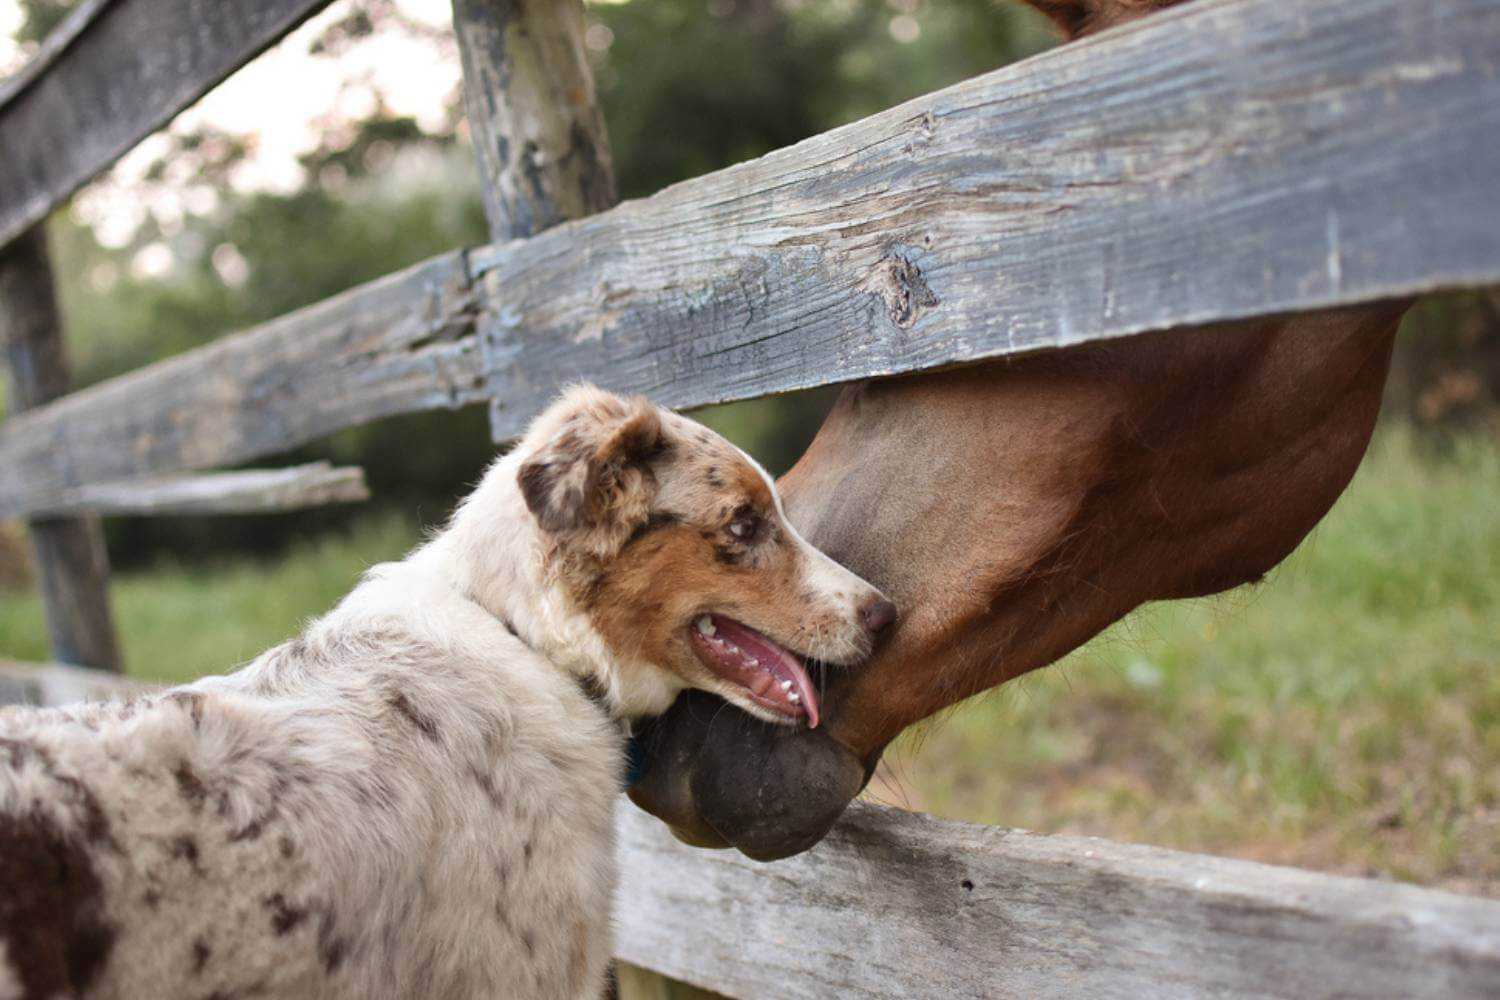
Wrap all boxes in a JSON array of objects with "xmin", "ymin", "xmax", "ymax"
[{"xmin": 418, "ymin": 454, "xmax": 685, "ymax": 722}]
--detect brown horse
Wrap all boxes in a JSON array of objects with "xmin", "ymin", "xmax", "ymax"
[{"xmin": 626, "ymin": 0, "xmax": 1412, "ymax": 860}]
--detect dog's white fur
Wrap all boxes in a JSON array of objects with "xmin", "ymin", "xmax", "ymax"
[{"xmin": 0, "ymin": 387, "xmax": 887, "ymax": 1000}]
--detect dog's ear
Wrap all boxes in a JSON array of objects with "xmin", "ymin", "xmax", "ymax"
[{"xmin": 518, "ymin": 390, "xmax": 666, "ymax": 549}]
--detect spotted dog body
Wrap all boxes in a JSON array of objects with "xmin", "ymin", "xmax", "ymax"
[{"xmin": 0, "ymin": 386, "xmax": 893, "ymax": 1000}]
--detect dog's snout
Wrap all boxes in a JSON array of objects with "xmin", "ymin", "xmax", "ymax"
[{"xmin": 859, "ymin": 595, "xmax": 897, "ymax": 635}]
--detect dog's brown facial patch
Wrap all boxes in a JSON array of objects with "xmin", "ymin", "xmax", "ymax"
[
  {"xmin": 568, "ymin": 430, "xmax": 856, "ymax": 695},
  {"xmin": 517, "ymin": 390, "xmax": 885, "ymax": 723}
]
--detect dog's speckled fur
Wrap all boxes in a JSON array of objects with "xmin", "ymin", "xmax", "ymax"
[{"xmin": 0, "ymin": 386, "xmax": 889, "ymax": 1000}]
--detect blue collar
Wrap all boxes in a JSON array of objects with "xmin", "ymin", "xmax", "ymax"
[{"xmin": 623, "ymin": 733, "xmax": 647, "ymax": 788}]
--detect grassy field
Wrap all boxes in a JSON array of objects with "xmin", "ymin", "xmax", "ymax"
[
  {"xmin": 1, "ymin": 422, "xmax": 1496, "ymax": 894},
  {"xmin": 0, "ymin": 515, "xmax": 425, "ymax": 682}
]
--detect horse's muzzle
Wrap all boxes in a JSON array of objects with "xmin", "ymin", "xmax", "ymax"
[{"xmin": 625, "ymin": 690, "xmax": 867, "ymax": 861}]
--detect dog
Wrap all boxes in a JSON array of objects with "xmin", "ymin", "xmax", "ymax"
[{"xmin": 0, "ymin": 385, "xmax": 896, "ymax": 1000}]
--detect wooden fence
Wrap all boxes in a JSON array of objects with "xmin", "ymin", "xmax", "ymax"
[{"xmin": 3, "ymin": 0, "xmax": 1500, "ymax": 995}]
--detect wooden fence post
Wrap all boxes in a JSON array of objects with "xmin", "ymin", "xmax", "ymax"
[
  {"xmin": 450, "ymin": 0, "xmax": 616, "ymax": 240},
  {"xmin": 448, "ymin": 2, "xmax": 688, "ymax": 994},
  {"xmin": 0, "ymin": 225, "xmax": 122, "ymax": 671}
]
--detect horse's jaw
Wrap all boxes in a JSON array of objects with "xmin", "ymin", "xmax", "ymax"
[{"xmin": 626, "ymin": 691, "xmax": 866, "ymax": 859}]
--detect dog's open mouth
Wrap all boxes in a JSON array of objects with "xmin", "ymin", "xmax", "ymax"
[{"xmin": 688, "ymin": 613, "xmax": 820, "ymax": 727}]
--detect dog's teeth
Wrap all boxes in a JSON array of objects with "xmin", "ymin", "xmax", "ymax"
[
  {"xmin": 779, "ymin": 679, "xmax": 793, "ymax": 691},
  {"xmin": 695, "ymin": 616, "xmax": 716, "ymax": 637},
  {"xmin": 788, "ymin": 693, "xmax": 801, "ymax": 704}
]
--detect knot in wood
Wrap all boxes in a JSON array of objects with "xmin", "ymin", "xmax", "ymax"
[{"xmin": 859, "ymin": 251, "xmax": 939, "ymax": 329}]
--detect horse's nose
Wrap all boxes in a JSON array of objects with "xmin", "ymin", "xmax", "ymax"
[{"xmin": 860, "ymin": 596, "xmax": 898, "ymax": 635}]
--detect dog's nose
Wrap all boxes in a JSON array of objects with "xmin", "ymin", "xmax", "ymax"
[{"xmin": 860, "ymin": 596, "xmax": 898, "ymax": 634}]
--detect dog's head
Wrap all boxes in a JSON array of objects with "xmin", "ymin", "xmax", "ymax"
[{"xmin": 510, "ymin": 385, "xmax": 895, "ymax": 725}]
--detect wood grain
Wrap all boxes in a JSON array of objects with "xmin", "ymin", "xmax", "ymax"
[
  {"xmin": 450, "ymin": 0, "xmax": 616, "ymax": 240},
  {"xmin": 451, "ymin": 0, "xmax": 621, "ymax": 445},
  {"xmin": 4, "ymin": 0, "xmax": 1499, "ymax": 516},
  {"xmin": 1, "ymin": 225, "xmax": 122, "ymax": 671},
  {"xmin": 0, "ymin": 251, "xmax": 481, "ymax": 517},
  {"xmin": 615, "ymin": 800, "xmax": 1500, "ymax": 1000},
  {"xmin": 33, "ymin": 462, "xmax": 368, "ymax": 517},
  {"xmin": 473, "ymin": 0, "xmax": 1500, "ymax": 439},
  {"xmin": 0, "ymin": 0, "xmax": 113, "ymax": 107},
  {"xmin": 0, "ymin": 0, "xmax": 331, "ymax": 248}
]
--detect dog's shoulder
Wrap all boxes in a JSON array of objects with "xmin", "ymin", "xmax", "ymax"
[
  {"xmin": 0, "ymin": 547, "xmax": 626, "ymax": 999},
  {"xmin": 0, "ymin": 682, "xmax": 315, "ymax": 998}
]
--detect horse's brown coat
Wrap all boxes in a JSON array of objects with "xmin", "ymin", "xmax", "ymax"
[
  {"xmin": 786, "ymin": 308, "xmax": 1402, "ymax": 760},
  {"xmin": 626, "ymin": 0, "xmax": 1412, "ymax": 858}
]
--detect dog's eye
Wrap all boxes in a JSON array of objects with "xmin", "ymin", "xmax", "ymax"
[{"xmin": 728, "ymin": 513, "xmax": 761, "ymax": 541}]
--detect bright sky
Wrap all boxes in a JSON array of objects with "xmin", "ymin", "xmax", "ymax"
[
  {"xmin": 1, "ymin": 0, "xmax": 464, "ymax": 249},
  {"xmin": 0, "ymin": 4, "xmax": 26, "ymax": 72},
  {"xmin": 1, "ymin": 0, "xmax": 925, "ymax": 259}
]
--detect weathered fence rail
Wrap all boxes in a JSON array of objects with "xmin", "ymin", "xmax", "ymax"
[
  {"xmin": 4, "ymin": 660, "xmax": 1499, "ymax": 999},
  {"xmin": 0, "ymin": 250, "xmax": 479, "ymax": 518},
  {"xmin": 0, "ymin": 0, "xmax": 331, "ymax": 248},
  {"xmin": 4, "ymin": 0, "xmax": 1500, "ymax": 995},
  {"xmin": 616, "ymin": 801, "xmax": 1500, "ymax": 1000},
  {"xmin": 33, "ymin": 462, "xmax": 369, "ymax": 517}
]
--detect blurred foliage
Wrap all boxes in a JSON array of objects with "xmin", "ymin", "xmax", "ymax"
[
  {"xmin": 588, "ymin": 0, "xmax": 1055, "ymax": 198},
  {"xmin": 0, "ymin": 512, "xmax": 425, "ymax": 671},
  {"xmin": 13, "ymin": 0, "xmax": 70, "ymax": 44}
]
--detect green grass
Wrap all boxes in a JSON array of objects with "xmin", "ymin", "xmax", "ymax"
[
  {"xmin": 871, "ymin": 425, "xmax": 1500, "ymax": 895},
  {"xmin": 1, "ymin": 423, "xmax": 1496, "ymax": 893},
  {"xmin": 0, "ymin": 515, "xmax": 423, "ymax": 684}
]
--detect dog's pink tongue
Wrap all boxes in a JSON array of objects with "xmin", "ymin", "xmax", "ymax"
[{"xmin": 706, "ymin": 615, "xmax": 821, "ymax": 728}]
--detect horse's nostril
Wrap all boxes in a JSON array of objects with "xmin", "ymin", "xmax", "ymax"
[{"xmin": 860, "ymin": 596, "xmax": 898, "ymax": 634}]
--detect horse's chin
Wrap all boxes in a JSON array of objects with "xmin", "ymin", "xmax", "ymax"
[{"xmin": 626, "ymin": 691, "xmax": 867, "ymax": 861}]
